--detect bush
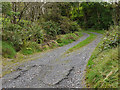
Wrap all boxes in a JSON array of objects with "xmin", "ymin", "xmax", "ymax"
[
  {"xmin": 70, "ymin": 21, "xmax": 80, "ymax": 32},
  {"xmin": 21, "ymin": 48, "xmax": 33, "ymax": 55},
  {"xmin": 26, "ymin": 23, "xmax": 44, "ymax": 44},
  {"xmin": 2, "ymin": 23, "xmax": 23, "ymax": 51},
  {"xmin": 56, "ymin": 32, "xmax": 82, "ymax": 46},
  {"xmin": 59, "ymin": 17, "xmax": 80, "ymax": 34},
  {"xmin": 2, "ymin": 21, "xmax": 44, "ymax": 51},
  {"xmin": 21, "ymin": 42, "xmax": 42, "ymax": 55},
  {"xmin": 42, "ymin": 20, "xmax": 61, "ymax": 39},
  {"xmin": 59, "ymin": 17, "xmax": 71, "ymax": 34},
  {"xmin": 99, "ymin": 25, "xmax": 119, "ymax": 52},
  {"xmin": 2, "ymin": 41, "xmax": 16, "ymax": 58}
]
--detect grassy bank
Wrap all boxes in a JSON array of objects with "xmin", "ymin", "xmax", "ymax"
[
  {"xmin": 86, "ymin": 26, "xmax": 119, "ymax": 88},
  {"xmin": 65, "ymin": 32, "xmax": 97, "ymax": 53},
  {"xmin": 86, "ymin": 46, "xmax": 118, "ymax": 88}
]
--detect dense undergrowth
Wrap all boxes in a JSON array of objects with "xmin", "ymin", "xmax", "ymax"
[
  {"xmin": 56, "ymin": 31, "xmax": 83, "ymax": 46},
  {"xmin": 86, "ymin": 25, "xmax": 119, "ymax": 88},
  {"xmin": 2, "ymin": 41, "xmax": 16, "ymax": 58},
  {"xmin": 1, "ymin": 2, "xmax": 119, "ymax": 88},
  {"xmin": 2, "ymin": 17, "xmax": 81, "ymax": 58},
  {"xmin": 2, "ymin": 29, "xmax": 82, "ymax": 58},
  {"xmin": 2, "ymin": 31, "xmax": 83, "ymax": 76}
]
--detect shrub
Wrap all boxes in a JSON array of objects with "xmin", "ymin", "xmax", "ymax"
[
  {"xmin": 70, "ymin": 21, "xmax": 80, "ymax": 32},
  {"xmin": 56, "ymin": 32, "xmax": 81, "ymax": 47},
  {"xmin": 59, "ymin": 17, "xmax": 71, "ymax": 34},
  {"xmin": 2, "ymin": 41, "xmax": 16, "ymax": 58},
  {"xmin": 59, "ymin": 17, "xmax": 80, "ymax": 34},
  {"xmin": 18, "ymin": 20, "xmax": 32, "ymax": 28},
  {"xmin": 21, "ymin": 48, "xmax": 33, "ymax": 55},
  {"xmin": 3, "ymin": 23, "xmax": 22, "ymax": 31},
  {"xmin": 42, "ymin": 20, "xmax": 61, "ymax": 39},
  {"xmin": 21, "ymin": 42, "xmax": 42, "ymax": 55},
  {"xmin": 2, "ymin": 23, "xmax": 23, "ymax": 51},
  {"xmin": 42, "ymin": 45, "xmax": 49, "ymax": 50},
  {"xmin": 26, "ymin": 23, "xmax": 44, "ymax": 44},
  {"xmin": 2, "ymin": 21, "xmax": 44, "ymax": 51},
  {"xmin": 99, "ymin": 25, "xmax": 119, "ymax": 52}
]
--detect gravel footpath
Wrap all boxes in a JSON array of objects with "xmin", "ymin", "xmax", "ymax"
[{"xmin": 2, "ymin": 32, "xmax": 102, "ymax": 88}]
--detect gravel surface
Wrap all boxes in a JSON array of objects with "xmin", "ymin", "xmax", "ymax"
[{"xmin": 2, "ymin": 32, "xmax": 102, "ymax": 88}]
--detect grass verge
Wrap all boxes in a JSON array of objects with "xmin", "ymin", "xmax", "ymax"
[
  {"xmin": 86, "ymin": 46, "xmax": 118, "ymax": 88},
  {"xmin": 65, "ymin": 32, "xmax": 97, "ymax": 53},
  {"xmin": 85, "ymin": 29, "xmax": 105, "ymax": 34},
  {"xmin": 86, "ymin": 26, "xmax": 119, "ymax": 88}
]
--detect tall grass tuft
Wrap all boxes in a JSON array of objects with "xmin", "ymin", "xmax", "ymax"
[{"xmin": 2, "ymin": 41, "xmax": 16, "ymax": 58}]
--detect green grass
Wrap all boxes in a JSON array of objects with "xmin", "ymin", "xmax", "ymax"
[
  {"xmin": 87, "ymin": 40, "xmax": 103, "ymax": 68},
  {"xmin": 2, "ymin": 41, "xmax": 16, "ymax": 58},
  {"xmin": 86, "ymin": 27, "xmax": 118, "ymax": 88},
  {"xmin": 86, "ymin": 47, "xmax": 118, "ymax": 88},
  {"xmin": 85, "ymin": 29, "xmax": 105, "ymax": 34},
  {"xmin": 65, "ymin": 33, "xmax": 97, "ymax": 53},
  {"xmin": 56, "ymin": 31, "xmax": 83, "ymax": 47}
]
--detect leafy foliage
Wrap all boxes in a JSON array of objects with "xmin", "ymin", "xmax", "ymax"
[
  {"xmin": 42, "ymin": 20, "xmax": 60, "ymax": 39},
  {"xmin": 70, "ymin": 2, "xmax": 113, "ymax": 30},
  {"xmin": 2, "ymin": 19, "xmax": 44, "ymax": 51},
  {"xmin": 86, "ymin": 25, "xmax": 119, "ymax": 88},
  {"xmin": 21, "ymin": 42, "xmax": 41, "ymax": 55},
  {"xmin": 56, "ymin": 32, "xmax": 82, "ymax": 47},
  {"xmin": 2, "ymin": 2, "xmax": 12, "ymax": 16},
  {"xmin": 2, "ymin": 22, "xmax": 23, "ymax": 51},
  {"xmin": 59, "ymin": 16, "xmax": 80, "ymax": 34},
  {"xmin": 2, "ymin": 2, "xmax": 119, "ymax": 61},
  {"xmin": 99, "ymin": 25, "xmax": 119, "ymax": 51},
  {"xmin": 2, "ymin": 41, "xmax": 16, "ymax": 58}
]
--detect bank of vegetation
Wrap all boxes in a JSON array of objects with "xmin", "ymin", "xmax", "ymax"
[
  {"xmin": 86, "ymin": 25, "xmax": 119, "ymax": 88},
  {"xmin": 1, "ymin": 2, "xmax": 119, "ymax": 88},
  {"xmin": 2, "ymin": 2, "xmax": 119, "ymax": 59}
]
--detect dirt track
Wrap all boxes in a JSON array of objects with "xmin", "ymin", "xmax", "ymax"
[{"xmin": 2, "ymin": 32, "xmax": 102, "ymax": 88}]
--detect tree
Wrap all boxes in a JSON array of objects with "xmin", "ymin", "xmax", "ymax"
[{"xmin": 112, "ymin": 1, "xmax": 120, "ymax": 25}]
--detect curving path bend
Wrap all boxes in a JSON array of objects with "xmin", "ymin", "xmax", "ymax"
[{"xmin": 2, "ymin": 32, "xmax": 102, "ymax": 88}]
